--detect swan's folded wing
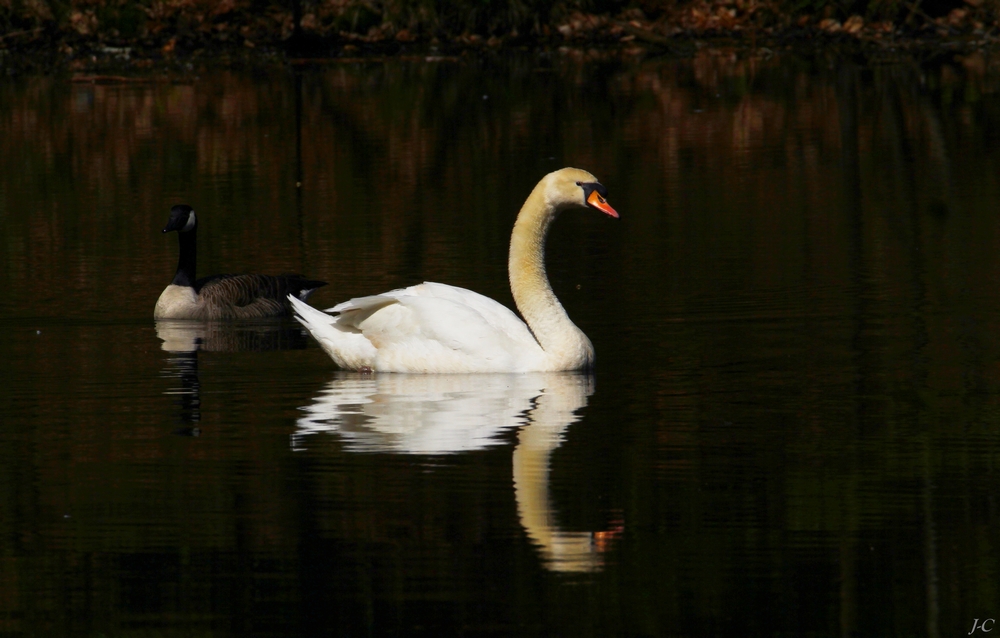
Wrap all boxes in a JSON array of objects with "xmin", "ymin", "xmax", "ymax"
[
  {"xmin": 328, "ymin": 293, "xmax": 400, "ymax": 326},
  {"xmin": 347, "ymin": 285, "xmax": 541, "ymax": 371},
  {"xmin": 330, "ymin": 283, "xmax": 537, "ymax": 345},
  {"xmin": 316, "ymin": 282, "xmax": 544, "ymax": 372},
  {"xmin": 399, "ymin": 282, "xmax": 539, "ymax": 342}
]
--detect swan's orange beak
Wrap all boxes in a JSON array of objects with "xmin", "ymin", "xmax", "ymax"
[{"xmin": 587, "ymin": 190, "xmax": 619, "ymax": 218}]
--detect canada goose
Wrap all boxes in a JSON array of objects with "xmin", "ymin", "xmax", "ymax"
[
  {"xmin": 154, "ymin": 204, "xmax": 327, "ymax": 320},
  {"xmin": 288, "ymin": 167, "xmax": 618, "ymax": 372}
]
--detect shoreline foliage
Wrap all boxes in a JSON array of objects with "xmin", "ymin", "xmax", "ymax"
[{"xmin": 0, "ymin": 0, "xmax": 997, "ymax": 64}]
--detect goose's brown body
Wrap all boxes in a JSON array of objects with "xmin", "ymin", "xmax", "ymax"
[{"xmin": 155, "ymin": 205, "xmax": 326, "ymax": 320}]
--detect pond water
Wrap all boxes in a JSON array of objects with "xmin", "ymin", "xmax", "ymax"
[{"xmin": 2, "ymin": 48, "xmax": 1000, "ymax": 636}]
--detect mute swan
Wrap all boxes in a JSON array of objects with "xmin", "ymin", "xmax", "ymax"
[
  {"xmin": 154, "ymin": 204, "xmax": 327, "ymax": 320},
  {"xmin": 289, "ymin": 167, "xmax": 618, "ymax": 373}
]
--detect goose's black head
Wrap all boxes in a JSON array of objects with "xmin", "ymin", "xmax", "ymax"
[{"xmin": 163, "ymin": 205, "xmax": 197, "ymax": 234}]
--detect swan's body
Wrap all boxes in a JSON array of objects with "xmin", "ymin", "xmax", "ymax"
[
  {"xmin": 154, "ymin": 204, "xmax": 327, "ymax": 320},
  {"xmin": 290, "ymin": 168, "xmax": 618, "ymax": 373}
]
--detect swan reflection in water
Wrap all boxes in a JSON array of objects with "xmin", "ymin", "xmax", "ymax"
[
  {"xmin": 155, "ymin": 319, "xmax": 312, "ymax": 429},
  {"xmin": 295, "ymin": 372, "xmax": 622, "ymax": 572}
]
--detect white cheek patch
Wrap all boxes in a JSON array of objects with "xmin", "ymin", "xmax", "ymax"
[{"xmin": 182, "ymin": 211, "xmax": 197, "ymax": 232}]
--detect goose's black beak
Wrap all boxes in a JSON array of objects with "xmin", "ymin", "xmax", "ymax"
[{"xmin": 163, "ymin": 205, "xmax": 195, "ymax": 233}]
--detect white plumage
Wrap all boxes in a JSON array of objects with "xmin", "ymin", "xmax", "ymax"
[{"xmin": 290, "ymin": 167, "xmax": 618, "ymax": 373}]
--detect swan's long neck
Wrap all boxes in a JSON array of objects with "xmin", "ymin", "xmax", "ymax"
[
  {"xmin": 172, "ymin": 229, "xmax": 197, "ymax": 288},
  {"xmin": 508, "ymin": 185, "xmax": 593, "ymax": 367}
]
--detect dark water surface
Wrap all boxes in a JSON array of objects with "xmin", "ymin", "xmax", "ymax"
[{"xmin": 3, "ymin": 50, "xmax": 1000, "ymax": 636}]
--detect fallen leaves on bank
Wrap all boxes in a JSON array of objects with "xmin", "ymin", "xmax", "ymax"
[{"xmin": 0, "ymin": 0, "xmax": 998, "ymax": 65}]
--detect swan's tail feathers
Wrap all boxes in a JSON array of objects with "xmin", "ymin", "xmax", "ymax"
[
  {"xmin": 288, "ymin": 294, "xmax": 335, "ymax": 329},
  {"xmin": 287, "ymin": 294, "xmax": 377, "ymax": 370}
]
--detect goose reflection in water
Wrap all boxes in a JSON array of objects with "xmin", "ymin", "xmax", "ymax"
[
  {"xmin": 155, "ymin": 319, "xmax": 312, "ymax": 430},
  {"xmin": 295, "ymin": 372, "xmax": 622, "ymax": 573},
  {"xmin": 155, "ymin": 319, "xmax": 313, "ymax": 354}
]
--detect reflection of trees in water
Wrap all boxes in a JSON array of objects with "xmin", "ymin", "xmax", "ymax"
[
  {"xmin": 3, "ymin": 53, "xmax": 999, "ymax": 321},
  {"xmin": 824, "ymin": 59, "xmax": 987, "ymax": 638},
  {"xmin": 295, "ymin": 372, "xmax": 621, "ymax": 572},
  {"xmin": 3, "ymin": 54, "xmax": 995, "ymax": 198}
]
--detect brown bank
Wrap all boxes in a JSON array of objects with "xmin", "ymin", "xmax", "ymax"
[{"xmin": 1, "ymin": 0, "xmax": 999, "ymax": 73}]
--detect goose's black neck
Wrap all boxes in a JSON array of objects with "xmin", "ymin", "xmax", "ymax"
[{"xmin": 172, "ymin": 228, "xmax": 197, "ymax": 288}]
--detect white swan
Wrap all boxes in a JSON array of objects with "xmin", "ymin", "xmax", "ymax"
[
  {"xmin": 154, "ymin": 204, "xmax": 327, "ymax": 320},
  {"xmin": 289, "ymin": 167, "xmax": 618, "ymax": 373}
]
